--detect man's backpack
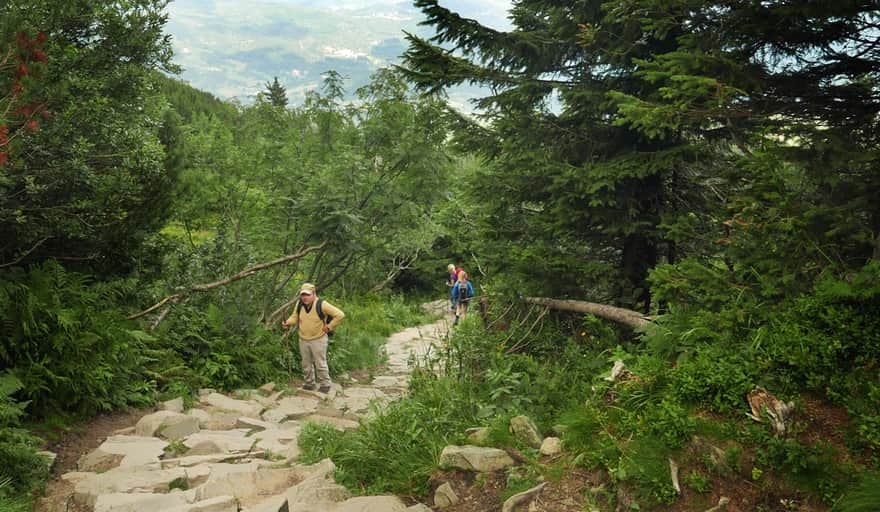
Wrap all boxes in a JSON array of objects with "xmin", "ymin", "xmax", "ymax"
[{"xmin": 295, "ymin": 298, "xmax": 335, "ymax": 335}]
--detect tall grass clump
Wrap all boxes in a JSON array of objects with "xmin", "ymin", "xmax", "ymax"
[{"xmin": 298, "ymin": 368, "xmax": 479, "ymax": 495}]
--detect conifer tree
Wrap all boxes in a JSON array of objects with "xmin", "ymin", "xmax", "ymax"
[
  {"xmin": 401, "ymin": 0, "xmax": 692, "ymax": 310},
  {"xmin": 264, "ymin": 76, "xmax": 288, "ymax": 108}
]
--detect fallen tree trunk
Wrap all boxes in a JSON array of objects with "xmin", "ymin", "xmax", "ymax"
[
  {"xmin": 128, "ymin": 241, "xmax": 327, "ymax": 321},
  {"xmin": 521, "ymin": 297, "xmax": 650, "ymax": 328}
]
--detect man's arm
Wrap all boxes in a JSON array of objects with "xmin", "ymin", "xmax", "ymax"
[
  {"xmin": 282, "ymin": 304, "xmax": 300, "ymax": 329},
  {"xmin": 322, "ymin": 301, "xmax": 345, "ymax": 331}
]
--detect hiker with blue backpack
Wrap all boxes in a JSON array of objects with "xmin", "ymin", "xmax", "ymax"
[
  {"xmin": 451, "ymin": 271, "xmax": 475, "ymax": 325},
  {"xmin": 281, "ymin": 283, "xmax": 345, "ymax": 393}
]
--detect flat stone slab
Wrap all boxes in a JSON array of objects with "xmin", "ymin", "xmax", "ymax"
[
  {"xmin": 200, "ymin": 392, "xmax": 264, "ymax": 418},
  {"xmin": 74, "ymin": 466, "xmax": 191, "ymax": 506},
  {"xmin": 93, "ymin": 491, "xmax": 190, "ymax": 512},
  {"xmin": 333, "ymin": 387, "xmax": 388, "ymax": 414},
  {"xmin": 439, "ymin": 445, "xmax": 516, "ymax": 472},
  {"xmin": 328, "ymin": 496, "xmax": 409, "ymax": 512},
  {"xmin": 183, "ymin": 429, "xmax": 256, "ymax": 454},
  {"xmin": 176, "ymin": 495, "xmax": 238, "ymax": 512},
  {"xmin": 370, "ymin": 375, "xmax": 408, "ymax": 389},
  {"xmin": 79, "ymin": 435, "xmax": 168, "ymax": 471},
  {"xmin": 262, "ymin": 396, "xmax": 320, "ymax": 423},
  {"xmin": 195, "ymin": 465, "xmax": 301, "ymax": 506}
]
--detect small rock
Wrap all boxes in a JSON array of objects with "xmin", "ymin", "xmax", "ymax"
[
  {"xmin": 438, "ymin": 445, "xmax": 515, "ymax": 472},
  {"xmin": 510, "ymin": 415, "xmax": 543, "ymax": 448},
  {"xmin": 604, "ymin": 360, "xmax": 627, "ymax": 382},
  {"xmin": 113, "ymin": 426, "xmax": 136, "ymax": 436},
  {"xmin": 434, "ymin": 482, "xmax": 459, "ymax": 508},
  {"xmin": 407, "ymin": 504, "xmax": 433, "ymax": 512},
  {"xmin": 705, "ymin": 496, "xmax": 731, "ymax": 512},
  {"xmin": 466, "ymin": 427, "xmax": 490, "ymax": 445},
  {"xmin": 539, "ymin": 437, "xmax": 562, "ymax": 456},
  {"xmin": 258, "ymin": 382, "xmax": 277, "ymax": 396},
  {"xmin": 501, "ymin": 482, "xmax": 546, "ymax": 512}
]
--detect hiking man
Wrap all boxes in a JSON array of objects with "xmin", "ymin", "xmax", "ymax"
[
  {"xmin": 451, "ymin": 271, "xmax": 475, "ymax": 325},
  {"xmin": 281, "ymin": 283, "xmax": 345, "ymax": 393}
]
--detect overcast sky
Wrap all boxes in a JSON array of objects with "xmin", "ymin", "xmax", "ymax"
[{"xmin": 165, "ymin": 0, "xmax": 513, "ymax": 105}]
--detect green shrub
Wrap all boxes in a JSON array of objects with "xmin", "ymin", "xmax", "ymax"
[
  {"xmin": 298, "ymin": 370, "xmax": 478, "ymax": 495},
  {"xmin": 0, "ymin": 372, "xmax": 48, "ymax": 507},
  {"xmin": 0, "ymin": 262, "xmax": 156, "ymax": 416}
]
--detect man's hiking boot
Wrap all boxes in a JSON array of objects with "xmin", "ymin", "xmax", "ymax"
[
  {"xmin": 302, "ymin": 383, "xmax": 316, "ymax": 391},
  {"xmin": 318, "ymin": 385, "xmax": 331, "ymax": 394}
]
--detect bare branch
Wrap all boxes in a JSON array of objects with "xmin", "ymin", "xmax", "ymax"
[
  {"xmin": 0, "ymin": 237, "xmax": 49, "ymax": 268},
  {"xmin": 128, "ymin": 241, "xmax": 328, "ymax": 321}
]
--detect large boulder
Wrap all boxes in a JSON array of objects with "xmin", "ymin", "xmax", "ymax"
[
  {"xmin": 438, "ymin": 445, "xmax": 515, "ymax": 472},
  {"xmin": 135, "ymin": 411, "xmax": 200, "ymax": 440}
]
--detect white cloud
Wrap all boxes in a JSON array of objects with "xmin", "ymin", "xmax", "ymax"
[{"xmin": 321, "ymin": 46, "xmax": 367, "ymax": 59}]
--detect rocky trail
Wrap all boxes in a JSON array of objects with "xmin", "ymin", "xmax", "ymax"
[{"xmin": 37, "ymin": 301, "xmax": 454, "ymax": 512}]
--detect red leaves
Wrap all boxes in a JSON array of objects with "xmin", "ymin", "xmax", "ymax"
[{"xmin": 2, "ymin": 30, "xmax": 50, "ymax": 167}]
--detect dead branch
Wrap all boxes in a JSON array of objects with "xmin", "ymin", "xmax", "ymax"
[
  {"xmin": 521, "ymin": 296, "xmax": 651, "ymax": 328},
  {"xmin": 128, "ymin": 241, "xmax": 327, "ymax": 321},
  {"xmin": 369, "ymin": 250, "xmax": 420, "ymax": 293},
  {"xmin": 0, "ymin": 237, "xmax": 49, "ymax": 268}
]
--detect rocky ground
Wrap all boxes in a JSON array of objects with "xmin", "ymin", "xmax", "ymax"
[{"xmin": 36, "ymin": 301, "xmax": 453, "ymax": 512}]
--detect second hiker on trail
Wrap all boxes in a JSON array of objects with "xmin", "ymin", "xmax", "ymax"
[
  {"xmin": 281, "ymin": 283, "xmax": 345, "ymax": 393},
  {"xmin": 451, "ymin": 271, "xmax": 475, "ymax": 326}
]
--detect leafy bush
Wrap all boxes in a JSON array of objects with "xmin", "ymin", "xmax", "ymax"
[
  {"xmin": 0, "ymin": 372, "xmax": 48, "ymax": 507},
  {"xmin": 0, "ymin": 262, "xmax": 156, "ymax": 416}
]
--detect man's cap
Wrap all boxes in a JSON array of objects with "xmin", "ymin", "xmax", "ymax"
[{"xmin": 299, "ymin": 283, "xmax": 316, "ymax": 295}]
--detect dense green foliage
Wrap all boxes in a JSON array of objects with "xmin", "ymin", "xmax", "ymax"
[{"xmin": 0, "ymin": 0, "xmax": 878, "ymax": 510}]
